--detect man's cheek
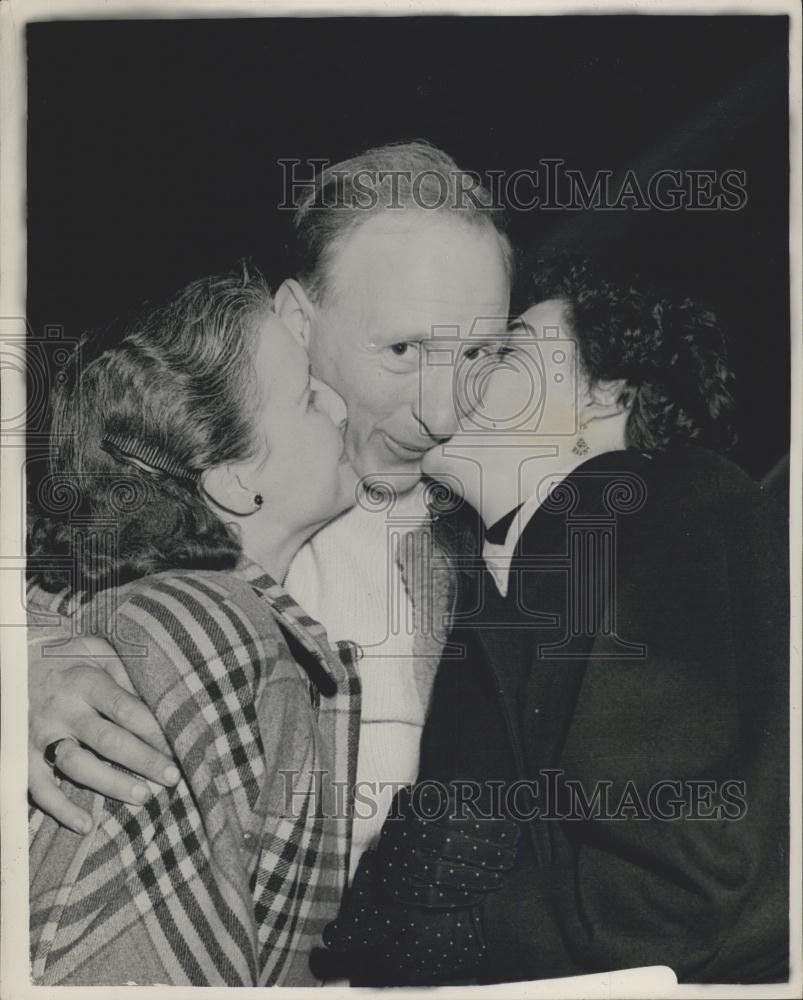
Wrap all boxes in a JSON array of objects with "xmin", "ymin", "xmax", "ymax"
[
  {"xmin": 310, "ymin": 360, "xmax": 347, "ymax": 399},
  {"xmin": 308, "ymin": 336, "xmax": 349, "ymax": 393},
  {"xmin": 342, "ymin": 407, "xmax": 375, "ymax": 460},
  {"xmin": 322, "ymin": 356, "xmax": 377, "ymax": 414},
  {"xmin": 345, "ymin": 406, "xmax": 382, "ymax": 458},
  {"xmin": 346, "ymin": 376, "xmax": 392, "ymax": 423}
]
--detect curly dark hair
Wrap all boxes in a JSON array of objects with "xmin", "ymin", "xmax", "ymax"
[
  {"xmin": 28, "ymin": 267, "xmax": 273, "ymax": 593},
  {"xmin": 513, "ymin": 255, "xmax": 736, "ymax": 453}
]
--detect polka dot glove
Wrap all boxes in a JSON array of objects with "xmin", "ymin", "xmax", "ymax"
[
  {"xmin": 323, "ymin": 849, "xmax": 488, "ymax": 986},
  {"xmin": 377, "ymin": 784, "xmax": 520, "ymax": 908}
]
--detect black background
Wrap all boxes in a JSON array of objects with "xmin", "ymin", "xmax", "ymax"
[{"xmin": 27, "ymin": 15, "xmax": 790, "ymax": 478}]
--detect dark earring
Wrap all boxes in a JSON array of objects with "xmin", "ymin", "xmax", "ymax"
[
  {"xmin": 572, "ymin": 420, "xmax": 590, "ymax": 457},
  {"xmin": 254, "ymin": 493, "xmax": 263, "ymax": 508}
]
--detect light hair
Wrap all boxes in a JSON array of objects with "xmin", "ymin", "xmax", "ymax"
[{"xmin": 291, "ymin": 140, "xmax": 513, "ymax": 302}]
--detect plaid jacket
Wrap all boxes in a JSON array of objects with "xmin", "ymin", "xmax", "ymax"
[{"xmin": 28, "ymin": 560, "xmax": 361, "ymax": 986}]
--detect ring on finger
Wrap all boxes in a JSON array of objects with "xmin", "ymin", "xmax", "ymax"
[{"xmin": 43, "ymin": 736, "xmax": 81, "ymax": 768}]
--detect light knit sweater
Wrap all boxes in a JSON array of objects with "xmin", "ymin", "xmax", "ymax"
[{"xmin": 285, "ymin": 484, "xmax": 430, "ymax": 879}]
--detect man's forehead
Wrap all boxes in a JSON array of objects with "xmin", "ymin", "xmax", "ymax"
[
  {"xmin": 336, "ymin": 211, "xmax": 505, "ymax": 279},
  {"xmin": 372, "ymin": 288, "xmax": 508, "ymax": 334},
  {"xmin": 327, "ymin": 211, "xmax": 510, "ymax": 329}
]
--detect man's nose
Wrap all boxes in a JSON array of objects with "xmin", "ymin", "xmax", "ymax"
[
  {"xmin": 310, "ymin": 377, "xmax": 348, "ymax": 427},
  {"xmin": 414, "ymin": 363, "xmax": 461, "ymax": 443}
]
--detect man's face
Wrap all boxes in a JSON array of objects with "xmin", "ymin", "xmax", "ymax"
[{"xmin": 306, "ymin": 212, "xmax": 510, "ymax": 481}]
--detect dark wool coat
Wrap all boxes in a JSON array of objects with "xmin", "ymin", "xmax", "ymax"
[{"xmin": 422, "ymin": 448, "xmax": 789, "ymax": 985}]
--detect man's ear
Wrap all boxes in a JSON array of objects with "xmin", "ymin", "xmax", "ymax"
[
  {"xmin": 582, "ymin": 378, "xmax": 630, "ymax": 421},
  {"xmin": 274, "ymin": 278, "xmax": 316, "ymax": 350},
  {"xmin": 201, "ymin": 465, "xmax": 261, "ymax": 516}
]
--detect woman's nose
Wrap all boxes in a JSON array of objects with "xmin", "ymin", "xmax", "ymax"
[{"xmin": 310, "ymin": 377, "xmax": 348, "ymax": 427}]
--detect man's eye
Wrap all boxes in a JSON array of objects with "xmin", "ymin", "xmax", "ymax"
[
  {"xmin": 390, "ymin": 343, "xmax": 413, "ymax": 356},
  {"xmin": 463, "ymin": 344, "xmax": 494, "ymax": 361}
]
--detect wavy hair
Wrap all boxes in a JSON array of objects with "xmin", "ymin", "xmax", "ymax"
[
  {"xmin": 513, "ymin": 255, "xmax": 736, "ymax": 453},
  {"xmin": 28, "ymin": 267, "xmax": 273, "ymax": 593}
]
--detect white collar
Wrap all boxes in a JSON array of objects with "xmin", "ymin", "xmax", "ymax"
[
  {"xmin": 480, "ymin": 469, "xmax": 577, "ymax": 596},
  {"xmin": 481, "ymin": 489, "xmax": 544, "ymax": 597}
]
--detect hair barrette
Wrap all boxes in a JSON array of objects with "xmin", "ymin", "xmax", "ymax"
[{"xmin": 101, "ymin": 432, "xmax": 201, "ymax": 486}]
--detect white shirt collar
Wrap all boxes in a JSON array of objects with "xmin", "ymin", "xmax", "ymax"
[
  {"xmin": 481, "ymin": 489, "xmax": 545, "ymax": 597},
  {"xmin": 480, "ymin": 468, "xmax": 579, "ymax": 596}
]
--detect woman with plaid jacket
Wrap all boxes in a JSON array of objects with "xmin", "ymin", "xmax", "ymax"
[{"xmin": 27, "ymin": 269, "xmax": 362, "ymax": 985}]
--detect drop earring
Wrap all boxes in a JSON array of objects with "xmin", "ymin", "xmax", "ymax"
[
  {"xmin": 253, "ymin": 493, "xmax": 264, "ymax": 509},
  {"xmin": 572, "ymin": 422, "xmax": 589, "ymax": 457}
]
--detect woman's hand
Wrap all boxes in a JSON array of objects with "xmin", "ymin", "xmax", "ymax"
[{"xmin": 29, "ymin": 633, "xmax": 180, "ymax": 834}]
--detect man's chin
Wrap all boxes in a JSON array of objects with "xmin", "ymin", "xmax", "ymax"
[
  {"xmin": 356, "ymin": 466, "xmax": 423, "ymax": 491},
  {"xmin": 350, "ymin": 442, "xmax": 425, "ymax": 490},
  {"xmin": 420, "ymin": 445, "xmax": 446, "ymax": 479}
]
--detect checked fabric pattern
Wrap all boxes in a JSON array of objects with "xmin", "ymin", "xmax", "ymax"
[{"xmin": 28, "ymin": 561, "xmax": 361, "ymax": 986}]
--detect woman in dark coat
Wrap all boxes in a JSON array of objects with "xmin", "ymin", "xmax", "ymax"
[{"xmin": 324, "ymin": 257, "xmax": 789, "ymax": 986}]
